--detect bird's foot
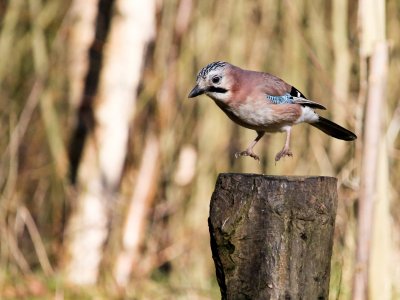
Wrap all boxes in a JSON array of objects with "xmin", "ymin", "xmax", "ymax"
[
  {"xmin": 275, "ymin": 148, "xmax": 293, "ymax": 162},
  {"xmin": 235, "ymin": 150, "xmax": 260, "ymax": 161}
]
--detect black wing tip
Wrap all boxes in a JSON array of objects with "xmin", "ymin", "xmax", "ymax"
[
  {"xmin": 313, "ymin": 103, "xmax": 327, "ymax": 110},
  {"xmin": 290, "ymin": 87, "xmax": 326, "ymax": 110}
]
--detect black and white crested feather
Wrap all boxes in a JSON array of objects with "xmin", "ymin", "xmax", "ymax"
[
  {"xmin": 289, "ymin": 87, "xmax": 326, "ymax": 109},
  {"xmin": 196, "ymin": 61, "xmax": 227, "ymax": 81},
  {"xmin": 289, "ymin": 86, "xmax": 306, "ymax": 98}
]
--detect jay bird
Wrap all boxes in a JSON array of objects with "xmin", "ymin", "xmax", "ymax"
[{"xmin": 188, "ymin": 61, "xmax": 357, "ymax": 161}]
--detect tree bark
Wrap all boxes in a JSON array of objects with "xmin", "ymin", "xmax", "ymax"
[{"xmin": 209, "ymin": 174, "xmax": 338, "ymax": 300}]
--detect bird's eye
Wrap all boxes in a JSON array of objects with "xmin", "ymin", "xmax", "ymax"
[{"xmin": 212, "ymin": 76, "xmax": 221, "ymax": 84}]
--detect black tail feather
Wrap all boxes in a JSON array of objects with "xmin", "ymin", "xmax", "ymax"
[{"xmin": 310, "ymin": 116, "xmax": 357, "ymax": 141}]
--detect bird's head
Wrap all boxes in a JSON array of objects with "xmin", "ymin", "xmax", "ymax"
[{"xmin": 188, "ymin": 61, "xmax": 232, "ymax": 102}]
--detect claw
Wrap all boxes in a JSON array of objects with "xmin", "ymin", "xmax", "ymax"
[
  {"xmin": 235, "ymin": 150, "xmax": 260, "ymax": 161},
  {"xmin": 275, "ymin": 148, "xmax": 293, "ymax": 162},
  {"xmin": 234, "ymin": 131, "xmax": 265, "ymax": 162}
]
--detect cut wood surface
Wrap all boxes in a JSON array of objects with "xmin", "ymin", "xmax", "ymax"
[{"xmin": 209, "ymin": 173, "xmax": 338, "ymax": 300}]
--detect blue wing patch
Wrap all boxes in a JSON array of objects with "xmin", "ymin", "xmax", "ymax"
[
  {"xmin": 266, "ymin": 92, "xmax": 326, "ymax": 109},
  {"xmin": 266, "ymin": 93, "xmax": 294, "ymax": 104}
]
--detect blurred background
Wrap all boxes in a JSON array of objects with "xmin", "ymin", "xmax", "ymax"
[{"xmin": 0, "ymin": 0, "xmax": 398, "ymax": 299}]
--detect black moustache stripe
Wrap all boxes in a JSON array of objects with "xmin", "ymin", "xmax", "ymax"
[{"xmin": 207, "ymin": 87, "xmax": 228, "ymax": 93}]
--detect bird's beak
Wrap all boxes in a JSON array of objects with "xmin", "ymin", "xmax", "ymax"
[{"xmin": 188, "ymin": 84, "xmax": 205, "ymax": 98}]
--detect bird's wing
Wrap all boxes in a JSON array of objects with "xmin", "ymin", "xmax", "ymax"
[
  {"xmin": 290, "ymin": 96, "xmax": 326, "ymax": 110},
  {"xmin": 259, "ymin": 72, "xmax": 292, "ymax": 95},
  {"xmin": 259, "ymin": 73, "xmax": 326, "ymax": 110}
]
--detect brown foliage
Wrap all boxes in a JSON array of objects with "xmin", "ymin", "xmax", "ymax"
[{"xmin": 0, "ymin": 0, "xmax": 399, "ymax": 298}]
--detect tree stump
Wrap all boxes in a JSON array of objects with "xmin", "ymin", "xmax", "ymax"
[{"xmin": 208, "ymin": 174, "xmax": 338, "ymax": 300}]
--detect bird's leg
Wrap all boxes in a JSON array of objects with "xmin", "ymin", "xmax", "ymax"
[
  {"xmin": 235, "ymin": 131, "xmax": 265, "ymax": 161},
  {"xmin": 275, "ymin": 127, "xmax": 293, "ymax": 162}
]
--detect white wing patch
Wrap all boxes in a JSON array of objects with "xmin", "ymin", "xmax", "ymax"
[{"xmin": 296, "ymin": 106, "xmax": 319, "ymax": 124}]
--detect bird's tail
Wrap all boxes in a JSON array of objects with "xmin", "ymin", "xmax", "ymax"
[{"xmin": 310, "ymin": 116, "xmax": 357, "ymax": 141}]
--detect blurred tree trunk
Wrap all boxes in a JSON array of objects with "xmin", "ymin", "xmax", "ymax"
[
  {"xmin": 64, "ymin": 0, "xmax": 156, "ymax": 285},
  {"xmin": 307, "ymin": 1, "xmax": 334, "ymax": 175},
  {"xmin": 67, "ymin": 0, "xmax": 99, "ymax": 112},
  {"xmin": 353, "ymin": 0, "xmax": 388, "ymax": 298},
  {"xmin": 331, "ymin": 0, "xmax": 351, "ymax": 165},
  {"xmin": 113, "ymin": 133, "xmax": 159, "ymax": 287},
  {"xmin": 370, "ymin": 139, "xmax": 391, "ymax": 300}
]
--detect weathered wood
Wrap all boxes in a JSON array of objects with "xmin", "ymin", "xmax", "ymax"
[{"xmin": 209, "ymin": 174, "xmax": 338, "ymax": 300}]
